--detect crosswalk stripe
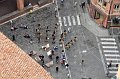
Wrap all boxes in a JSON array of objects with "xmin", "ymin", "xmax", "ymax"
[
  {"xmin": 63, "ymin": 16, "xmax": 67, "ymax": 26},
  {"xmin": 109, "ymin": 71, "xmax": 117, "ymax": 74},
  {"xmin": 58, "ymin": 17, "xmax": 62, "ymax": 26},
  {"xmin": 76, "ymin": 15, "xmax": 81, "ymax": 25},
  {"xmin": 103, "ymin": 50, "xmax": 119, "ymax": 53},
  {"xmin": 100, "ymin": 38, "xmax": 115, "ymax": 41},
  {"xmin": 72, "ymin": 16, "xmax": 76, "ymax": 25},
  {"xmin": 102, "ymin": 46, "xmax": 118, "ymax": 49},
  {"xmin": 106, "ymin": 58, "xmax": 120, "ymax": 61},
  {"xmin": 109, "ymin": 67, "xmax": 118, "ymax": 69},
  {"xmin": 105, "ymin": 54, "xmax": 120, "ymax": 57},
  {"xmin": 67, "ymin": 16, "xmax": 72, "ymax": 26},
  {"xmin": 109, "ymin": 62, "xmax": 120, "ymax": 65},
  {"xmin": 101, "ymin": 42, "xmax": 116, "ymax": 45}
]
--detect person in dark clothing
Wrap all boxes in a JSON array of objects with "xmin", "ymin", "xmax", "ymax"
[
  {"xmin": 107, "ymin": 60, "xmax": 112, "ymax": 68},
  {"xmin": 56, "ymin": 56, "xmax": 59, "ymax": 63},
  {"xmin": 81, "ymin": 60, "xmax": 84, "ymax": 65},
  {"xmin": 12, "ymin": 35, "xmax": 15, "ymax": 41},
  {"xmin": 56, "ymin": 66, "xmax": 59, "ymax": 72},
  {"xmin": 24, "ymin": 34, "xmax": 30, "ymax": 38},
  {"xmin": 39, "ymin": 55, "xmax": 44, "ymax": 61},
  {"xmin": 80, "ymin": 2, "xmax": 86, "ymax": 8},
  {"xmin": 49, "ymin": 54, "xmax": 52, "ymax": 59},
  {"xmin": 51, "ymin": 50, "xmax": 54, "ymax": 55}
]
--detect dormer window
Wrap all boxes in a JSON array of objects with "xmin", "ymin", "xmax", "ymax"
[{"xmin": 114, "ymin": 4, "xmax": 119, "ymax": 10}]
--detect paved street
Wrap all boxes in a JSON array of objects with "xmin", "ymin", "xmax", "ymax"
[
  {"xmin": 0, "ymin": 0, "xmax": 120, "ymax": 79},
  {"xmin": 98, "ymin": 37, "xmax": 120, "ymax": 76},
  {"xmin": 56, "ymin": 0, "xmax": 108, "ymax": 79}
]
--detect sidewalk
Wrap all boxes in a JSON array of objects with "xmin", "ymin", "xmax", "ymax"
[{"xmin": 80, "ymin": 12, "xmax": 109, "ymax": 37}]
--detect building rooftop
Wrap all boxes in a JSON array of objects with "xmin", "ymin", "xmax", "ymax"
[{"xmin": 0, "ymin": 32, "xmax": 53, "ymax": 79}]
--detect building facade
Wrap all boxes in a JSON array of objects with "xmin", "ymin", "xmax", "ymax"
[{"xmin": 88, "ymin": 0, "xmax": 120, "ymax": 28}]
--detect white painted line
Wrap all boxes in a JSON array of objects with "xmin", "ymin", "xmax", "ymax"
[
  {"xmin": 106, "ymin": 58, "xmax": 120, "ymax": 61},
  {"xmin": 109, "ymin": 62, "xmax": 120, "ymax": 65},
  {"xmin": 109, "ymin": 67, "xmax": 118, "ymax": 70},
  {"xmin": 100, "ymin": 38, "xmax": 115, "ymax": 41},
  {"xmin": 74, "ymin": 55, "xmax": 77, "ymax": 57},
  {"xmin": 63, "ymin": 16, "xmax": 67, "ymax": 26},
  {"xmin": 67, "ymin": 16, "xmax": 72, "ymax": 26},
  {"xmin": 102, "ymin": 46, "xmax": 118, "ymax": 49},
  {"xmin": 58, "ymin": 17, "xmax": 62, "ymax": 26},
  {"xmin": 103, "ymin": 50, "xmax": 119, "ymax": 53},
  {"xmin": 101, "ymin": 42, "xmax": 116, "ymax": 45},
  {"xmin": 76, "ymin": 15, "xmax": 81, "ymax": 25},
  {"xmin": 109, "ymin": 71, "xmax": 117, "ymax": 74},
  {"xmin": 105, "ymin": 54, "xmax": 120, "ymax": 57},
  {"xmin": 72, "ymin": 16, "xmax": 76, "ymax": 25}
]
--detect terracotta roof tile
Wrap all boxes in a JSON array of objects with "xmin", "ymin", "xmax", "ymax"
[{"xmin": 0, "ymin": 32, "xmax": 53, "ymax": 79}]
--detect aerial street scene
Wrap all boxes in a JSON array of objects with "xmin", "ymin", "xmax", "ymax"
[{"xmin": 0, "ymin": 0, "xmax": 120, "ymax": 79}]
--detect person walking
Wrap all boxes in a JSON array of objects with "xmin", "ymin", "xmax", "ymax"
[
  {"xmin": 68, "ymin": 27, "xmax": 71, "ymax": 33},
  {"xmin": 81, "ymin": 2, "xmax": 86, "ymax": 9},
  {"xmin": 73, "ymin": 37, "xmax": 77, "ymax": 42},
  {"xmin": 74, "ymin": 1, "xmax": 77, "ymax": 7},
  {"xmin": 56, "ymin": 56, "xmax": 59, "ymax": 63},
  {"xmin": 12, "ymin": 35, "xmax": 15, "ymax": 41},
  {"xmin": 56, "ymin": 66, "xmax": 59, "ymax": 72},
  {"xmin": 107, "ymin": 60, "xmax": 112, "ymax": 68},
  {"xmin": 81, "ymin": 59, "xmax": 84, "ymax": 66},
  {"xmin": 65, "ymin": 62, "xmax": 69, "ymax": 69}
]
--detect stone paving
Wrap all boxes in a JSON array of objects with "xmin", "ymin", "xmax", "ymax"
[{"xmin": 0, "ymin": 4, "xmax": 69, "ymax": 79}]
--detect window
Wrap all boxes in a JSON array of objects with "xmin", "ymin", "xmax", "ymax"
[
  {"xmin": 114, "ymin": 4, "xmax": 119, "ymax": 10},
  {"xmin": 94, "ymin": 11, "xmax": 100, "ymax": 19},
  {"xmin": 103, "ymin": 1, "xmax": 107, "ymax": 6}
]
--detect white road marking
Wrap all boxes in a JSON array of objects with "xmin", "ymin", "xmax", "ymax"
[
  {"xmin": 109, "ymin": 71, "xmax": 117, "ymax": 74},
  {"xmin": 63, "ymin": 16, "xmax": 67, "ymax": 26},
  {"xmin": 101, "ymin": 42, "xmax": 116, "ymax": 45},
  {"xmin": 67, "ymin": 16, "xmax": 72, "ymax": 26},
  {"xmin": 76, "ymin": 15, "xmax": 81, "ymax": 25},
  {"xmin": 106, "ymin": 58, "xmax": 120, "ymax": 61},
  {"xmin": 105, "ymin": 54, "xmax": 120, "ymax": 57},
  {"xmin": 108, "ymin": 67, "xmax": 118, "ymax": 70},
  {"xmin": 100, "ymin": 38, "xmax": 115, "ymax": 41},
  {"xmin": 74, "ymin": 55, "xmax": 77, "ymax": 57},
  {"xmin": 58, "ymin": 17, "xmax": 62, "ymax": 26},
  {"xmin": 72, "ymin": 16, "xmax": 76, "ymax": 25},
  {"xmin": 102, "ymin": 46, "xmax": 118, "ymax": 49},
  {"xmin": 109, "ymin": 62, "xmax": 120, "ymax": 65},
  {"xmin": 103, "ymin": 50, "xmax": 119, "ymax": 53}
]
